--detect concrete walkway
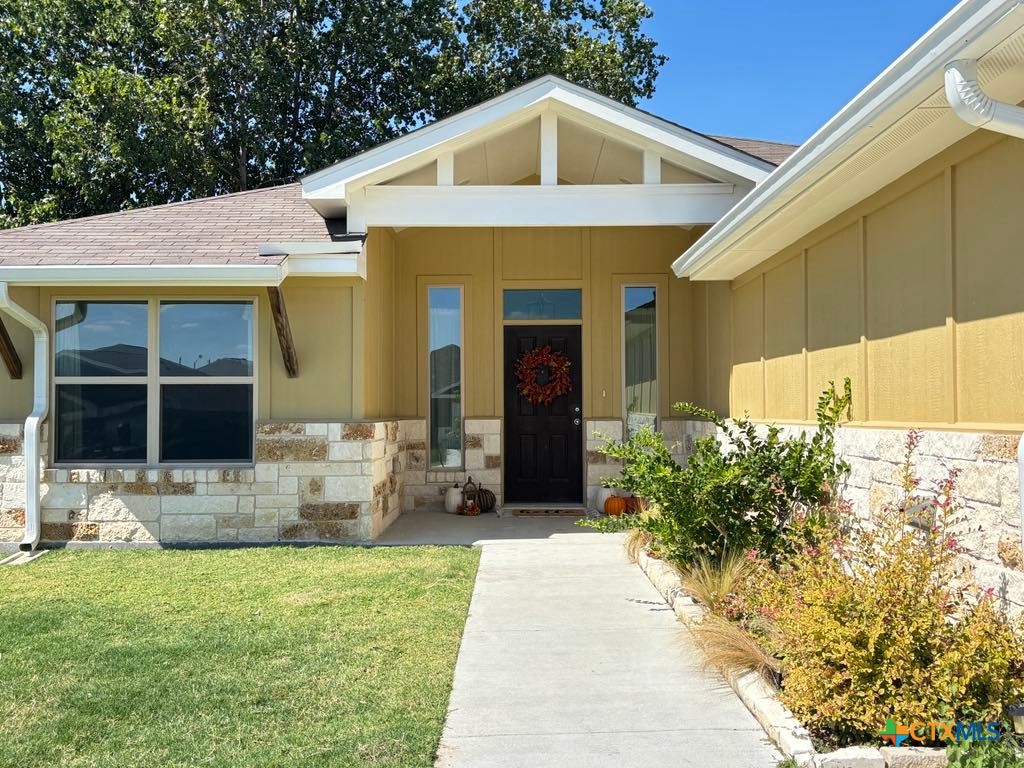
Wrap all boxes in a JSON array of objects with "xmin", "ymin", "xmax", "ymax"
[{"xmin": 424, "ymin": 520, "xmax": 780, "ymax": 768}]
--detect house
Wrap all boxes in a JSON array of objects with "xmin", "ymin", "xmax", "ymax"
[
  {"xmin": 672, "ymin": 0, "xmax": 1024, "ymax": 607},
  {"xmin": 0, "ymin": 75, "xmax": 791, "ymax": 548},
  {"xmin": 2, "ymin": 0, "xmax": 1023, "ymax": 609}
]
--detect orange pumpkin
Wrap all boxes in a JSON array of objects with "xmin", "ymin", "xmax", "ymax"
[{"xmin": 604, "ymin": 496, "xmax": 628, "ymax": 516}]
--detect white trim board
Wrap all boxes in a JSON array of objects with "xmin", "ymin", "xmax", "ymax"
[
  {"xmin": 0, "ymin": 248, "xmax": 367, "ymax": 286},
  {"xmin": 346, "ymin": 183, "xmax": 745, "ymax": 229}
]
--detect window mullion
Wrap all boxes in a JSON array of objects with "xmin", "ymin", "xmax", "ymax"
[{"xmin": 147, "ymin": 299, "xmax": 160, "ymax": 466}]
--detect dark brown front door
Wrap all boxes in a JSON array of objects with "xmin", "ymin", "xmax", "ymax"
[{"xmin": 503, "ymin": 325, "xmax": 583, "ymax": 505}]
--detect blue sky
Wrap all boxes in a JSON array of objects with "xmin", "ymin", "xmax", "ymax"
[{"xmin": 639, "ymin": 0, "xmax": 955, "ymax": 144}]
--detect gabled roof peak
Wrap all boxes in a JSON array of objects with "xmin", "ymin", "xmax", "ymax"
[{"xmin": 300, "ymin": 75, "xmax": 775, "ymax": 216}]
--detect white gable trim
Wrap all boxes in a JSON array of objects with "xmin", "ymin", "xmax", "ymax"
[{"xmin": 301, "ymin": 76, "xmax": 773, "ymax": 212}]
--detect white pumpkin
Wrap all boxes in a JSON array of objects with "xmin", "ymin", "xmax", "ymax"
[
  {"xmin": 594, "ymin": 487, "xmax": 616, "ymax": 514},
  {"xmin": 444, "ymin": 483, "xmax": 463, "ymax": 514}
]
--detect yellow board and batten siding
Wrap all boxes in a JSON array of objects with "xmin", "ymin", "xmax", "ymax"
[
  {"xmin": 710, "ymin": 129, "xmax": 1024, "ymax": 431},
  {"xmin": 360, "ymin": 226, "xmax": 699, "ymax": 422},
  {"xmin": 0, "ymin": 285, "xmax": 39, "ymax": 418},
  {"xmin": 0, "ymin": 227, "xmax": 697, "ymax": 425},
  {"xmin": 0, "ymin": 280, "xmax": 361, "ymax": 422}
]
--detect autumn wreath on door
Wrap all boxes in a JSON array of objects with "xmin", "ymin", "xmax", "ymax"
[{"xmin": 514, "ymin": 345, "xmax": 572, "ymax": 406}]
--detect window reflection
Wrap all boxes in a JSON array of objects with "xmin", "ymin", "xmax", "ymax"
[
  {"xmin": 160, "ymin": 384, "xmax": 253, "ymax": 462},
  {"xmin": 159, "ymin": 302, "xmax": 253, "ymax": 376},
  {"xmin": 503, "ymin": 289, "xmax": 582, "ymax": 320},
  {"xmin": 55, "ymin": 384, "xmax": 147, "ymax": 462},
  {"xmin": 624, "ymin": 286, "xmax": 657, "ymax": 437},
  {"xmin": 55, "ymin": 301, "xmax": 148, "ymax": 376},
  {"xmin": 428, "ymin": 287, "xmax": 462, "ymax": 468}
]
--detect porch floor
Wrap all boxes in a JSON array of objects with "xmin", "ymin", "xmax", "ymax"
[
  {"xmin": 376, "ymin": 509, "xmax": 589, "ymax": 546},
  {"xmin": 422, "ymin": 520, "xmax": 781, "ymax": 767}
]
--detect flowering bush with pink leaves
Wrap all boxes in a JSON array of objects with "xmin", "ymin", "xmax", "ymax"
[{"xmin": 739, "ymin": 431, "xmax": 1024, "ymax": 747}]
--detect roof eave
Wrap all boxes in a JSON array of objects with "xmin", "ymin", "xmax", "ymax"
[
  {"xmin": 0, "ymin": 250, "xmax": 367, "ymax": 287},
  {"xmin": 673, "ymin": 0, "xmax": 1024, "ymax": 280}
]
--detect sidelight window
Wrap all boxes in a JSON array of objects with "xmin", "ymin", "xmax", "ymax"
[
  {"xmin": 623, "ymin": 286, "xmax": 658, "ymax": 437},
  {"xmin": 428, "ymin": 287, "xmax": 463, "ymax": 468}
]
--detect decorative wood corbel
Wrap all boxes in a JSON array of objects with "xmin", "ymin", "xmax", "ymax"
[{"xmin": 267, "ymin": 287, "xmax": 299, "ymax": 378}]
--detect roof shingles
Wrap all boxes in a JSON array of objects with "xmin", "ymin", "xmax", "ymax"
[
  {"xmin": 707, "ymin": 135, "xmax": 799, "ymax": 166},
  {"xmin": 0, "ymin": 183, "xmax": 331, "ymax": 267}
]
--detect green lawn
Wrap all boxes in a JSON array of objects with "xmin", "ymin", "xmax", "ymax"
[{"xmin": 0, "ymin": 546, "xmax": 479, "ymax": 768}]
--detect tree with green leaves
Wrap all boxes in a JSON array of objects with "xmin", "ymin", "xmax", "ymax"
[{"xmin": 0, "ymin": 0, "xmax": 665, "ymax": 227}]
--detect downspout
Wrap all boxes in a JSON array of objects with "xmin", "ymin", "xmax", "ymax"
[
  {"xmin": 0, "ymin": 284, "xmax": 48, "ymax": 551},
  {"xmin": 944, "ymin": 59, "xmax": 1024, "ymax": 139}
]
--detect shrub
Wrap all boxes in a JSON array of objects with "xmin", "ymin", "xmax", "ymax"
[
  {"xmin": 947, "ymin": 729, "xmax": 1024, "ymax": 768},
  {"xmin": 744, "ymin": 432, "xmax": 1024, "ymax": 747},
  {"xmin": 580, "ymin": 380, "xmax": 852, "ymax": 565}
]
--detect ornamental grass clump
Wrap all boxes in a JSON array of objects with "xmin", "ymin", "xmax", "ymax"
[
  {"xmin": 692, "ymin": 614, "xmax": 781, "ymax": 685},
  {"xmin": 677, "ymin": 549, "xmax": 753, "ymax": 615},
  {"xmin": 743, "ymin": 431, "xmax": 1024, "ymax": 747}
]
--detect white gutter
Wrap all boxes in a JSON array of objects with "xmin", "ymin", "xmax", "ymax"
[
  {"xmin": 944, "ymin": 59, "xmax": 1024, "ymax": 138},
  {"xmin": 0, "ymin": 264, "xmax": 285, "ymax": 286},
  {"xmin": 257, "ymin": 241, "xmax": 364, "ymax": 256},
  {"xmin": 672, "ymin": 0, "xmax": 1024, "ymax": 279},
  {"xmin": 0, "ymin": 247, "xmax": 368, "ymax": 287},
  {"xmin": 0, "ymin": 283, "xmax": 48, "ymax": 552}
]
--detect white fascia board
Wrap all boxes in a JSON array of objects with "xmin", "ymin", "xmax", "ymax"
[
  {"xmin": 261, "ymin": 239, "xmax": 367, "ymax": 279},
  {"xmin": 0, "ymin": 263, "xmax": 285, "ymax": 286},
  {"xmin": 544, "ymin": 85, "xmax": 773, "ymax": 182},
  {"xmin": 0, "ymin": 249, "xmax": 369, "ymax": 286},
  {"xmin": 302, "ymin": 80, "xmax": 558, "ymax": 196},
  {"xmin": 354, "ymin": 183, "xmax": 744, "ymax": 228},
  {"xmin": 301, "ymin": 75, "xmax": 773, "ymax": 204},
  {"xmin": 672, "ymin": 0, "xmax": 1024, "ymax": 280},
  {"xmin": 282, "ymin": 252, "xmax": 365, "ymax": 280},
  {"xmin": 258, "ymin": 241, "xmax": 364, "ymax": 256}
]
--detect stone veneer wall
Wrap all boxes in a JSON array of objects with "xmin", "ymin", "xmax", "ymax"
[
  {"xmin": 836, "ymin": 427, "xmax": 1022, "ymax": 610},
  {"xmin": 0, "ymin": 423, "xmax": 27, "ymax": 544},
  {"xmin": 586, "ymin": 419, "xmax": 623, "ymax": 510},
  {"xmin": 585, "ymin": 419, "xmax": 698, "ymax": 510},
  {"xmin": 667, "ymin": 419, "xmax": 1024, "ymax": 611},
  {"xmin": 403, "ymin": 419, "xmax": 502, "ymax": 512},
  {"xmin": 0, "ymin": 420, "xmax": 422, "ymax": 546}
]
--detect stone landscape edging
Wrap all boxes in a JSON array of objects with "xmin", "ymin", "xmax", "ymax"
[{"xmin": 635, "ymin": 549, "xmax": 947, "ymax": 768}]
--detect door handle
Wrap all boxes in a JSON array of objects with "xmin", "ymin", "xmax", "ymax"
[{"xmin": 573, "ymin": 418, "xmax": 581, "ymax": 427}]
